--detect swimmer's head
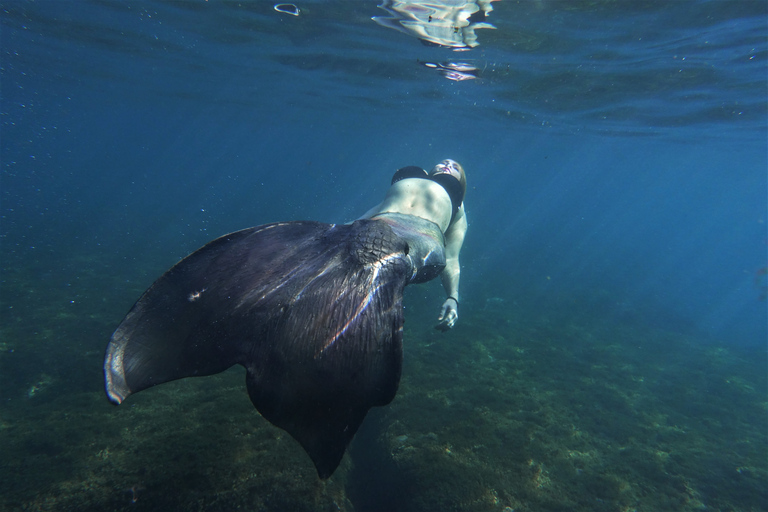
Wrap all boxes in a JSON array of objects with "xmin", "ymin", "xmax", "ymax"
[{"xmin": 430, "ymin": 159, "xmax": 466, "ymax": 197}]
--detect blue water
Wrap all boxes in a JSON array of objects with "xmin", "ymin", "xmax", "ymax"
[
  {"xmin": 3, "ymin": 0, "xmax": 765, "ymax": 345},
  {"xmin": 1, "ymin": 1, "xmax": 766, "ymax": 510}
]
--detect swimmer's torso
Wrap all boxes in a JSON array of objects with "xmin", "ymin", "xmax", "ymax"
[{"xmin": 368, "ymin": 178, "xmax": 455, "ymax": 233}]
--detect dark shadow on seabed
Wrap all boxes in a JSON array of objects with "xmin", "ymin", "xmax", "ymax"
[{"xmin": 0, "ymin": 261, "xmax": 765, "ymax": 511}]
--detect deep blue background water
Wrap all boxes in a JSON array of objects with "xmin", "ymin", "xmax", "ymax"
[{"xmin": 1, "ymin": 0, "xmax": 766, "ymax": 355}]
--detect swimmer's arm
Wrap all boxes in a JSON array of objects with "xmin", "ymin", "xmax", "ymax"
[
  {"xmin": 442, "ymin": 205, "xmax": 466, "ymax": 299},
  {"xmin": 436, "ymin": 206, "xmax": 467, "ymax": 330}
]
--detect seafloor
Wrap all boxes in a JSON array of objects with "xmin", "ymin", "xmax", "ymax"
[{"xmin": 0, "ymin": 266, "xmax": 765, "ymax": 512}]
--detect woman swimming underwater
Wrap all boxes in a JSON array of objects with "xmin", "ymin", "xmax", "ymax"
[{"xmin": 104, "ymin": 159, "xmax": 468, "ymax": 478}]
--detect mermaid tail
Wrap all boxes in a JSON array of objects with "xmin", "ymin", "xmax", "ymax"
[{"xmin": 104, "ymin": 219, "xmax": 411, "ymax": 477}]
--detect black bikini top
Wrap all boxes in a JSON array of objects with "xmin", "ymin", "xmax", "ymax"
[{"xmin": 391, "ymin": 166, "xmax": 464, "ymax": 222}]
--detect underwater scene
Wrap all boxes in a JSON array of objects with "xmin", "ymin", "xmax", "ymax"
[{"xmin": 1, "ymin": 1, "xmax": 766, "ymax": 511}]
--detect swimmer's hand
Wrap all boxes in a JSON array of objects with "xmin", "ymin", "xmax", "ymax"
[{"xmin": 435, "ymin": 297, "xmax": 458, "ymax": 331}]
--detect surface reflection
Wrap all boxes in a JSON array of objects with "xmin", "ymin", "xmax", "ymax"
[
  {"xmin": 373, "ymin": 0, "xmax": 497, "ymax": 50},
  {"xmin": 421, "ymin": 60, "xmax": 481, "ymax": 81}
]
